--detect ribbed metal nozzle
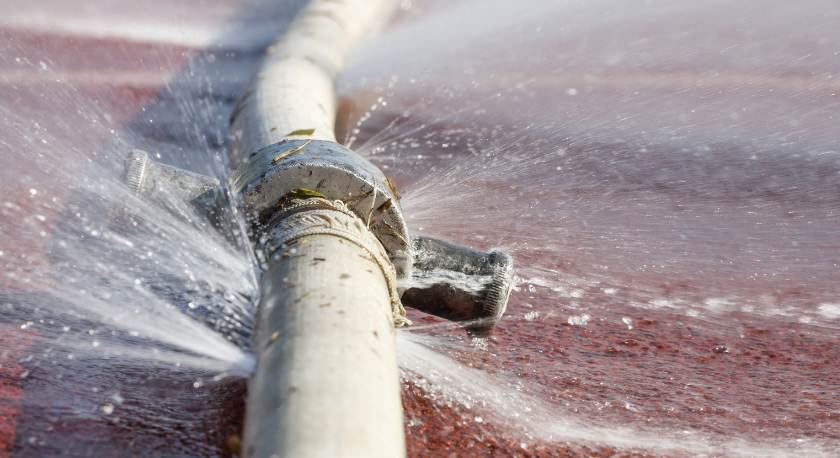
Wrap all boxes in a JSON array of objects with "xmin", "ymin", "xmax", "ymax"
[
  {"xmin": 109, "ymin": 149, "xmax": 222, "ymax": 234},
  {"xmin": 401, "ymin": 236, "xmax": 515, "ymax": 338}
]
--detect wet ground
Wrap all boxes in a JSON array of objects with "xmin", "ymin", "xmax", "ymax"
[
  {"xmin": 344, "ymin": 0, "xmax": 840, "ymax": 455},
  {"xmin": 2, "ymin": 0, "xmax": 840, "ymax": 456}
]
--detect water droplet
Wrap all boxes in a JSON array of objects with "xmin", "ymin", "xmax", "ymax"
[{"xmin": 567, "ymin": 314, "xmax": 590, "ymax": 326}]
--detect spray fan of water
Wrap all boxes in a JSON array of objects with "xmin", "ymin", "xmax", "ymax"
[
  {"xmin": 2, "ymin": 0, "xmax": 840, "ymax": 456},
  {"xmin": 340, "ymin": 0, "xmax": 840, "ymax": 456},
  {"xmin": 0, "ymin": 0, "xmax": 308, "ymax": 455}
]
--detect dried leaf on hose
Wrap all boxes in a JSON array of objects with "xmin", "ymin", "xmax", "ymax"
[
  {"xmin": 272, "ymin": 139, "xmax": 311, "ymax": 163},
  {"xmin": 385, "ymin": 177, "xmax": 401, "ymax": 200},
  {"xmin": 379, "ymin": 221, "xmax": 409, "ymax": 246},
  {"xmin": 293, "ymin": 289, "xmax": 321, "ymax": 304},
  {"xmin": 376, "ymin": 198, "xmax": 392, "ymax": 212},
  {"xmin": 343, "ymin": 190, "xmax": 371, "ymax": 205},
  {"xmin": 377, "ymin": 227, "xmax": 409, "ymax": 246},
  {"xmin": 377, "ymin": 228, "xmax": 399, "ymax": 239},
  {"xmin": 288, "ymin": 188, "xmax": 325, "ymax": 199},
  {"xmin": 286, "ymin": 128, "xmax": 316, "ymax": 136}
]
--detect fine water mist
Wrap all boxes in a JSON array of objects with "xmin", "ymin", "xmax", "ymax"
[
  {"xmin": 338, "ymin": 0, "xmax": 840, "ymax": 456},
  {"xmin": 1, "ymin": 0, "xmax": 309, "ymax": 454},
  {"xmin": 2, "ymin": 0, "xmax": 840, "ymax": 456}
]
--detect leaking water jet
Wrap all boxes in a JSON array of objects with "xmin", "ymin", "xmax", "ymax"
[{"xmin": 107, "ymin": 0, "xmax": 515, "ymax": 457}]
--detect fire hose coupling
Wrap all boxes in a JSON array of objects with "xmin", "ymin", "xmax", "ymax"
[
  {"xmin": 256, "ymin": 197, "xmax": 411, "ymax": 328},
  {"xmin": 109, "ymin": 149, "xmax": 221, "ymax": 234},
  {"xmin": 227, "ymin": 139, "xmax": 413, "ymax": 279},
  {"xmin": 109, "ymin": 140, "xmax": 516, "ymax": 336},
  {"xmin": 401, "ymin": 236, "xmax": 515, "ymax": 338}
]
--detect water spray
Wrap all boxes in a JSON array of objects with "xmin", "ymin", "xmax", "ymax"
[{"xmin": 109, "ymin": 0, "xmax": 515, "ymax": 456}]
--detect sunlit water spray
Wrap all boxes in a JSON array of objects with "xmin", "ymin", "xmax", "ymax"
[
  {"xmin": 1, "ymin": 140, "xmax": 261, "ymax": 453},
  {"xmin": 0, "ymin": 1, "xmax": 309, "ymax": 454},
  {"xmin": 397, "ymin": 331, "xmax": 833, "ymax": 457},
  {"xmin": 0, "ymin": 0, "xmax": 300, "ymax": 375},
  {"xmin": 3, "ymin": 0, "xmax": 840, "ymax": 456},
  {"xmin": 44, "ymin": 176, "xmax": 257, "ymax": 375},
  {"xmin": 2, "ymin": 162, "xmax": 260, "ymax": 396},
  {"xmin": 336, "ymin": 0, "xmax": 840, "ymax": 456}
]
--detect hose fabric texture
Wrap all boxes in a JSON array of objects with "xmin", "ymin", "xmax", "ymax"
[{"xmin": 259, "ymin": 197, "xmax": 411, "ymax": 328}]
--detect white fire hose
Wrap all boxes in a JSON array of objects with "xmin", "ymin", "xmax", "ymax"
[
  {"xmin": 230, "ymin": 1, "xmax": 406, "ymax": 456},
  {"xmin": 110, "ymin": 1, "xmax": 515, "ymax": 457}
]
